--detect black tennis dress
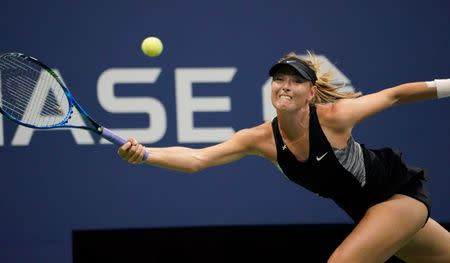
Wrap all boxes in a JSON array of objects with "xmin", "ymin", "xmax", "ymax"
[{"xmin": 271, "ymin": 104, "xmax": 431, "ymax": 223}]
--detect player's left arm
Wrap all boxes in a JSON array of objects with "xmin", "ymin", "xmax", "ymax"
[{"xmin": 327, "ymin": 80, "xmax": 448, "ymax": 128}]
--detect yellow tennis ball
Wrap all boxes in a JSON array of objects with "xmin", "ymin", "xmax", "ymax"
[{"xmin": 141, "ymin": 36, "xmax": 163, "ymax": 57}]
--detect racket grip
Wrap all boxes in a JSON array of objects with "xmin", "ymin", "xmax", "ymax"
[{"xmin": 102, "ymin": 127, "xmax": 149, "ymax": 161}]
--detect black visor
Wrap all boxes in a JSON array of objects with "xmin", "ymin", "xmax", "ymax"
[{"xmin": 268, "ymin": 58, "xmax": 317, "ymax": 84}]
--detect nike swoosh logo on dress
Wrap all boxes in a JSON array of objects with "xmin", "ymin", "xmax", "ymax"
[{"xmin": 316, "ymin": 152, "xmax": 328, "ymax": 161}]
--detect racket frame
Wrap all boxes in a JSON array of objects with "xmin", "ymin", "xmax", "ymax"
[
  {"xmin": 0, "ymin": 53, "xmax": 102, "ymax": 134},
  {"xmin": 0, "ymin": 52, "xmax": 147, "ymax": 160}
]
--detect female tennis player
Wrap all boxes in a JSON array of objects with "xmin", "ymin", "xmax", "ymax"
[{"xmin": 118, "ymin": 51, "xmax": 450, "ymax": 263}]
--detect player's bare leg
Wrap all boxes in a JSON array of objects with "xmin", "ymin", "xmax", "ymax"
[
  {"xmin": 327, "ymin": 194, "xmax": 428, "ymax": 263},
  {"xmin": 395, "ymin": 217, "xmax": 450, "ymax": 263}
]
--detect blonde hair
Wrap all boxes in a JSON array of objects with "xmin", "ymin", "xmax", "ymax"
[{"xmin": 280, "ymin": 50, "xmax": 362, "ymax": 103}]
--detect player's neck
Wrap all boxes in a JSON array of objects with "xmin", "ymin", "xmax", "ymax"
[{"xmin": 277, "ymin": 105, "xmax": 310, "ymax": 141}]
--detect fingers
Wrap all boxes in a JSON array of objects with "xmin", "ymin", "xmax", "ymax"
[
  {"xmin": 118, "ymin": 138, "xmax": 134, "ymax": 152},
  {"xmin": 117, "ymin": 138, "xmax": 146, "ymax": 165},
  {"xmin": 129, "ymin": 138, "xmax": 138, "ymax": 146},
  {"xmin": 128, "ymin": 143, "xmax": 145, "ymax": 164}
]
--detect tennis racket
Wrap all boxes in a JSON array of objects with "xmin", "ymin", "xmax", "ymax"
[{"xmin": 0, "ymin": 52, "xmax": 148, "ymax": 160}]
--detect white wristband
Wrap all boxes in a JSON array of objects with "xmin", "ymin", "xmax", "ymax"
[
  {"xmin": 427, "ymin": 79, "xmax": 450, "ymax": 99},
  {"xmin": 425, "ymin": 81, "xmax": 436, "ymax": 88}
]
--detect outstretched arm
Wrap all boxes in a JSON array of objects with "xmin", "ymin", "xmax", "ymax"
[
  {"xmin": 117, "ymin": 127, "xmax": 266, "ymax": 173},
  {"xmin": 329, "ymin": 79, "xmax": 449, "ymax": 128}
]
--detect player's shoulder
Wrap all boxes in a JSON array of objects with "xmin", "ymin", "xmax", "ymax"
[
  {"xmin": 234, "ymin": 121, "xmax": 273, "ymax": 142},
  {"xmin": 315, "ymin": 101, "xmax": 354, "ymax": 131},
  {"xmin": 233, "ymin": 121, "xmax": 275, "ymax": 157},
  {"xmin": 315, "ymin": 102, "xmax": 337, "ymax": 121}
]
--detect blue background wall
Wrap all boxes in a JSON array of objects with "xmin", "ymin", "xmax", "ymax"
[{"xmin": 1, "ymin": 0, "xmax": 449, "ymax": 262}]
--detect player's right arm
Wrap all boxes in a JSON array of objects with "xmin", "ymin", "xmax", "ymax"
[{"xmin": 118, "ymin": 123, "xmax": 273, "ymax": 173}]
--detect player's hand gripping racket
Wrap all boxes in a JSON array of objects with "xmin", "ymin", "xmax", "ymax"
[{"xmin": 0, "ymin": 52, "xmax": 148, "ymax": 160}]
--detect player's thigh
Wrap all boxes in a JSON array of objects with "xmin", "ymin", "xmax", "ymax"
[
  {"xmin": 395, "ymin": 218, "xmax": 450, "ymax": 263},
  {"xmin": 328, "ymin": 194, "xmax": 428, "ymax": 263}
]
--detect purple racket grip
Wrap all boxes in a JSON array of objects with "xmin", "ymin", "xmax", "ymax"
[{"xmin": 102, "ymin": 127, "xmax": 149, "ymax": 161}]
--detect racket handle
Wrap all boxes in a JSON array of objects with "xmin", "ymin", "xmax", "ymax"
[{"xmin": 102, "ymin": 127, "xmax": 149, "ymax": 161}]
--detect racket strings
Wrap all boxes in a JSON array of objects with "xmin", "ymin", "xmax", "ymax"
[{"xmin": 0, "ymin": 54, "xmax": 70, "ymax": 127}]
